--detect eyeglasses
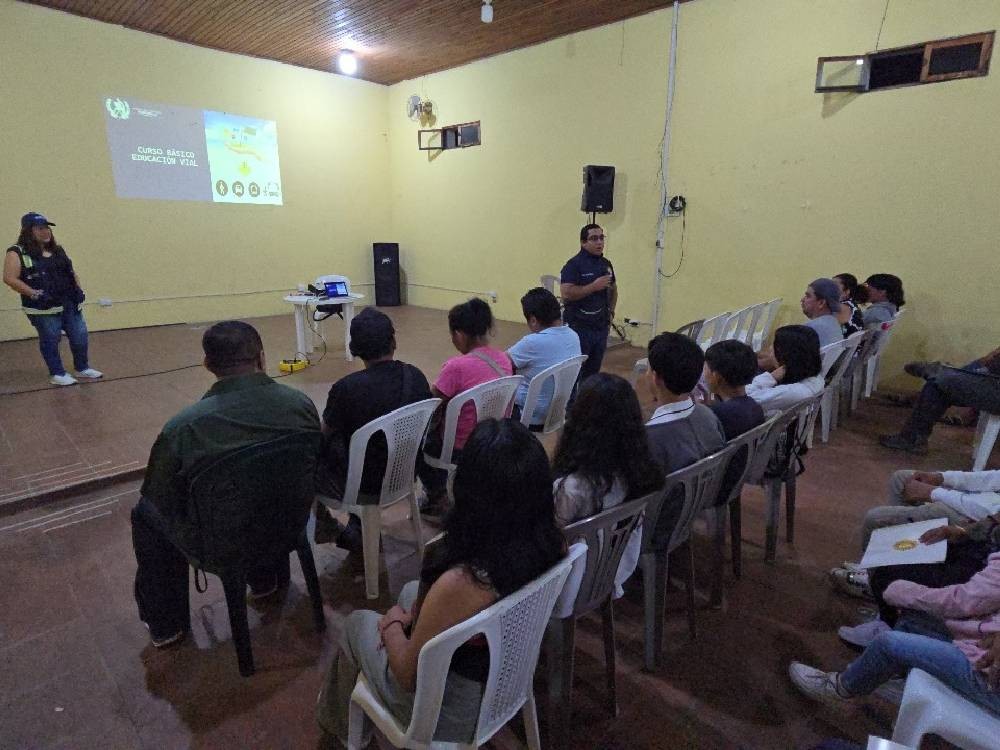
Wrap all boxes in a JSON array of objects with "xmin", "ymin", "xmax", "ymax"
[{"xmin": 587, "ymin": 235, "xmax": 606, "ymax": 241}]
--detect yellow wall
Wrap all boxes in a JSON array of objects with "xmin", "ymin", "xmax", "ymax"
[
  {"xmin": 388, "ymin": 0, "xmax": 1000, "ymax": 386},
  {"xmin": 5, "ymin": 0, "xmax": 998, "ymax": 387},
  {"xmin": 0, "ymin": 0, "xmax": 390, "ymax": 340}
]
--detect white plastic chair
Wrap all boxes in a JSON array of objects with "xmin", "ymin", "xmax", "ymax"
[
  {"xmin": 519, "ymin": 354, "xmax": 587, "ymax": 434},
  {"xmin": 751, "ymin": 297, "xmax": 782, "ymax": 352},
  {"xmin": 891, "ymin": 668, "xmax": 1000, "ymax": 750},
  {"xmin": 819, "ymin": 339, "xmax": 846, "ymax": 380},
  {"xmin": 424, "ymin": 376, "xmax": 522, "ymax": 473},
  {"xmin": 318, "ymin": 398, "xmax": 441, "ymax": 600},
  {"xmin": 973, "ymin": 411, "xmax": 1000, "ymax": 471},
  {"xmin": 819, "ymin": 330, "xmax": 865, "ymax": 442},
  {"xmin": 540, "ymin": 274, "xmax": 560, "ymax": 297},
  {"xmin": 630, "ymin": 357, "xmax": 648, "ymax": 386},
  {"xmin": 347, "ymin": 544, "xmax": 585, "ymax": 750},
  {"xmin": 864, "ymin": 313, "xmax": 903, "ymax": 398},
  {"xmin": 739, "ymin": 302, "xmax": 767, "ymax": 346},
  {"xmin": 696, "ymin": 310, "xmax": 732, "ymax": 351},
  {"xmin": 719, "ymin": 306, "xmax": 753, "ymax": 342}
]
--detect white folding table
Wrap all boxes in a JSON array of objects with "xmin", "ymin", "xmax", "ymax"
[{"xmin": 283, "ymin": 292, "xmax": 365, "ymax": 362}]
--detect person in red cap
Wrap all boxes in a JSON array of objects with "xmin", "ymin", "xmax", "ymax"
[{"xmin": 3, "ymin": 212, "xmax": 102, "ymax": 385}]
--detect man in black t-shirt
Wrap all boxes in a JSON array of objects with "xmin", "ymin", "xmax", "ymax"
[
  {"xmin": 316, "ymin": 308, "xmax": 431, "ymax": 552},
  {"xmin": 560, "ymin": 223, "xmax": 616, "ymax": 382}
]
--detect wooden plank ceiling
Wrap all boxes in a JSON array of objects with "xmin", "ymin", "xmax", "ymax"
[{"xmin": 22, "ymin": 0, "xmax": 677, "ymax": 85}]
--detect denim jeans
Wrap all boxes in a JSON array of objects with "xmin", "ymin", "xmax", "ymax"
[
  {"xmin": 839, "ymin": 630, "xmax": 1000, "ymax": 715},
  {"xmin": 27, "ymin": 306, "xmax": 90, "ymax": 376}
]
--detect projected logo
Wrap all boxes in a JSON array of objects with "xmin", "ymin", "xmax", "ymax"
[{"xmin": 105, "ymin": 98, "xmax": 131, "ymax": 120}]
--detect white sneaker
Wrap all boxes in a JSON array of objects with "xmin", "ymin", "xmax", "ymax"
[
  {"xmin": 841, "ymin": 561, "xmax": 865, "ymax": 573},
  {"xmin": 49, "ymin": 373, "xmax": 77, "ymax": 386},
  {"xmin": 838, "ymin": 618, "xmax": 891, "ymax": 648},
  {"xmin": 829, "ymin": 567, "xmax": 873, "ymax": 599},
  {"xmin": 76, "ymin": 368, "xmax": 103, "ymax": 379},
  {"xmin": 788, "ymin": 662, "xmax": 854, "ymax": 707},
  {"xmin": 873, "ymin": 677, "xmax": 906, "ymax": 705}
]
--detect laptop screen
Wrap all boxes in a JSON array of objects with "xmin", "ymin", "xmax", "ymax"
[{"xmin": 323, "ymin": 280, "xmax": 348, "ymax": 298}]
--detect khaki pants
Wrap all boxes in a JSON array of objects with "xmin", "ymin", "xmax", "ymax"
[{"xmin": 858, "ymin": 470, "xmax": 968, "ymax": 552}]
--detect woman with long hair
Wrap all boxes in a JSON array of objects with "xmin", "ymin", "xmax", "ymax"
[
  {"xmin": 834, "ymin": 272, "xmax": 869, "ymax": 336},
  {"xmin": 863, "ymin": 273, "xmax": 905, "ymax": 328},
  {"xmin": 3, "ymin": 213, "xmax": 102, "ymax": 385},
  {"xmin": 316, "ymin": 419, "xmax": 566, "ymax": 745},
  {"xmin": 746, "ymin": 325, "xmax": 824, "ymax": 415},
  {"xmin": 551, "ymin": 373, "xmax": 664, "ymax": 595}
]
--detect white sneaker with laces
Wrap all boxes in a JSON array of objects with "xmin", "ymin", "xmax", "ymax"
[
  {"xmin": 788, "ymin": 662, "xmax": 854, "ymax": 707},
  {"xmin": 829, "ymin": 567, "xmax": 873, "ymax": 599},
  {"xmin": 838, "ymin": 618, "xmax": 891, "ymax": 648},
  {"xmin": 76, "ymin": 368, "xmax": 103, "ymax": 378},
  {"xmin": 50, "ymin": 373, "xmax": 77, "ymax": 386}
]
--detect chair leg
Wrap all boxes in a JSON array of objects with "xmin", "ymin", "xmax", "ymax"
[
  {"xmin": 830, "ymin": 387, "xmax": 841, "ymax": 431},
  {"xmin": 785, "ymin": 469, "xmax": 797, "ymax": 544},
  {"xmin": 295, "ymin": 534, "xmax": 326, "ymax": 633},
  {"xmin": 407, "ymin": 493, "xmax": 425, "ymax": 563},
  {"xmin": 221, "ymin": 572, "xmax": 254, "ymax": 677},
  {"xmin": 820, "ymin": 393, "xmax": 831, "ymax": 443},
  {"xmin": 684, "ymin": 541, "xmax": 697, "ymax": 640},
  {"xmin": 710, "ymin": 506, "xmax": 726, "ymax": 607},
  {"xmin": 358, "ymin": 505, "xmax": 382, "ymax": 600},
  {"xmin": 545, "ymin": 617, "xmax": 575, "ymax": 747},
  {"xmin": 600, "ymin": 598, "xmax": 618, "ymax": 717},
  {"xmin": 641, "ymin": 552, "xmax": 668, "ymax": 672},
  {"xmin": 765, "ymin": 479, "xmax": 780, "ymax": 562},
  {"xmin": 729, "ymin": 495, "xmax": 743, "ymax": 579},
  {"xmin": 522, "ymin": 693, "xmax": 542, "ymax": 750},
  {"xmin": 973, "ymin": 416, "xmax": 1000, "ymax": 472}
]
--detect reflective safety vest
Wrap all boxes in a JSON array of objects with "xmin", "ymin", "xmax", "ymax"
[{"xmin": 8, "ymin": 244, "xmax": 68, "ymax": 315}]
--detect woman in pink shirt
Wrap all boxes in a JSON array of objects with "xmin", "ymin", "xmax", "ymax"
[
  {"xmin": 789, "ymin": 551, "xmax": 1000, "ymax": 714},
  {"xmin": 423, "ymin": 298, "xmax": 513, "ymax": 509}
]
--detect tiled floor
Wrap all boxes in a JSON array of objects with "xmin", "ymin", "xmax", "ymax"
[{"xmin": 0, "ymin": 305, "xmax": 987, "ymax": 749}]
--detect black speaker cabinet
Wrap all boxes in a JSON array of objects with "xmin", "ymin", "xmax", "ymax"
[
  {"xmin": 581, "ymin": 165, "xmax": 615, "ymax": 213},
  {"xmin": 373, "ymin": 242, "xmax": 401, "ymax": 306}
]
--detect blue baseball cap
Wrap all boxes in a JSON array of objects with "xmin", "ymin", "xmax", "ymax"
[{"xmin": 21, "ymin": 212, "xmax": 56, "ymax": 229}]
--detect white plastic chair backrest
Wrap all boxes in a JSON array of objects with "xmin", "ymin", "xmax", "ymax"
[
  {"xmin": 848, "ymin": 327, "xmax": 879, "ymax": 373},
  {"xmin": 403, "ymin": 543, "xmax": 585, "ymax": 747},
  {"xmin": 756, "ymin": 394, "xmax": 822, "ymax": 482},
  {"xmin": 554, "ymin": 492, "xmax": 656, "ymax": 619},
  {"xmin": 752, "ymin": 297, "xmax": 783, "ymax": 351},
  {"xmin": 674, "ymin": 319, "xmax": 705, "ymax": 340},
  {"xmin": 826, "ymin": 330, "xmax": 865, "ymax": 388},
  {"xmin": 641, "ymin": 448, "xmax": 730, "ymax": 555},
  {"xmin": 342, "ymin": 398, "xmax": 442, "ymax": 507},
  {"xmin": 519, "ymin": 354, "xmax": 587, "ymax": 434},
  {"xmin": 720, "ymin": 414, "xmax": 782, "ymax": 504},
  {"xmin": 539, "ymin": 274, "xmax": 560, "ymax": 296},
  {"xmin": 697, "ymin": 311, "xmax": 731, "ymax": 350},
  {"xmin": 720, "ymin": 305, "xmax": 753, "ymax": 342},
  {"xmin": 870, "ymin": 317, "xmax": 898, "ymax": 358},
  {"xmin": 891, "ymin": 667, "xmax": 1000, "ymax": 750},
  {"xmin": 740, "ymin": 302, "xmax": 767, "ymax": 346},
  {"xmin": 819, "ymin": 340, "xmax": 846, "ymax": 379},
  {"xmin": 630, "ymin": 357, "xmax": 649, "ymax": 386},
  {"xmin": 435, "ymin": 375, "xmax": 522, "ymax": 467}
]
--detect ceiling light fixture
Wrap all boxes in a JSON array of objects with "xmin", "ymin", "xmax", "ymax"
[
  {"xmin": 337, "ymin": 50, "xmax": 358, "ymax": 75},
  {"xmin": 481, "ymin": 0, "xmax": 493, "ymax": 23}
]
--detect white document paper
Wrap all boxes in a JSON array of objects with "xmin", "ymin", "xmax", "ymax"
[{"xmin": 860, "ymin": 518, "xmax": 949, "ymax": 569}]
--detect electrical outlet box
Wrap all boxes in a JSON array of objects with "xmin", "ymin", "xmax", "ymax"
[
  {"xmin": 487, "ymin": 290, "xmax": 497, "ymax": 303},
  {"xmin": 98, "ymin": 298, "xmax": 113, "ymax": 307}
]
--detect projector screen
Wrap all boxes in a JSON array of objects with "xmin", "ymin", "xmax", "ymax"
[{"xmin": 103, "ymin": 96, "xmax": 283, "ymax": 205}]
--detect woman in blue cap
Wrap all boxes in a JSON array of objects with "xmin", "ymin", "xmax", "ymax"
[{"xmin": 3, "ymin": 212, "xmax": 102, "ymax": 385}]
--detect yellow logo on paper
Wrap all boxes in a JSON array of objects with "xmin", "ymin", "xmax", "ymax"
[{"xmin": 894, "ymin": 539, "xmax": 918, "ymax": 551}]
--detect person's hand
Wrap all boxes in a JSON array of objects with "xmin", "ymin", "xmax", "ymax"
[
  {"xmin": 378, "ymin": 605, "xmax": 413, "ymax": 638},
  {"xmin": 590, "ymin": 274, "xmax": 612, "ymax": 292},
  {"xmin": 919, "ymin": 525, "xmax": 967, "ymax": 545},
  {"xmin": 28, "ymin": 288, "xmax": 43, "ymax": 300},
  {"xmin": 912, "ymin": 471, "xmax": 945, "ymax": 486},
  {"xmin": 975, "ymin": 633, "xmax": 1000, "ymax": 689},
  {"xmin": 771, "ymin": 366, "xmax": 786, "ymax": 383},
  {"xmin": 902, "ymin": 478, "xmax": 937, "ymax": 504}
]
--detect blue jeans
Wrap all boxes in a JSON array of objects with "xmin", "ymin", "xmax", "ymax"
[
  {"xmin": 840, "ymin": 630, "xmax": 1000, "ymax": 715},
  {"xmin": 27, "ymin": 306, "xmax": 90, "ymax": 376}
]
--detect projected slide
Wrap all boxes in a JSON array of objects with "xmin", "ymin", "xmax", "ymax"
[{"xmin": 103, "ymin": 96, "xmax": 283, "ymax": 205}]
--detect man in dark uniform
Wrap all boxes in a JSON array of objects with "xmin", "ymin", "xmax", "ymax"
[{"xmin": 560, "ymin": 223, "xmax": 616, "ymax": 382}]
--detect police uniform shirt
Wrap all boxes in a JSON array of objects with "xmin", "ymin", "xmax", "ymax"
[{"xmin": 560, "ymin": 249, "xmax": 614, "ymax": 329}]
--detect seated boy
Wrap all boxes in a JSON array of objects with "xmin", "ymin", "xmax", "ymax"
[
  {"xmin": 704, "ymin": 339, "xmax": 766, "ymax": 440},
  {"xmin": 507, "ymin": 287, "xmax": 581, "ymax": 428}
]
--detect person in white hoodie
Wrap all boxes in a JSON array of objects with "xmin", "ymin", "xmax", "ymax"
[{"xmin": 746, "ymin": 325, "xmax": 824, "ymax": 417}]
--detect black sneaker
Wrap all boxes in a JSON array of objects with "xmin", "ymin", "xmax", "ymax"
[
  {"xmin": 314, "ymin": 508, "xmax": 345, "ymax": 545},
  {"xmin": 144, "ymin": 623, "xmax": 188, "ymax": 648},
  {"xmin": 334, "ymin": 515, "xmax": 364, "ymax": 557},
  {"xmin": 903, "ymin": 360, "xmax": 940, "ymax": 379},
  {"xmin": 878, "ymin": 433, "xmax": 928, "ymax": 454}
]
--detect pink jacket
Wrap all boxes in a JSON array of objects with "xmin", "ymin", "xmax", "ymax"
[{"xmin": 884, "ymin": 552, "xmax": 1000, "ymax": 669}]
